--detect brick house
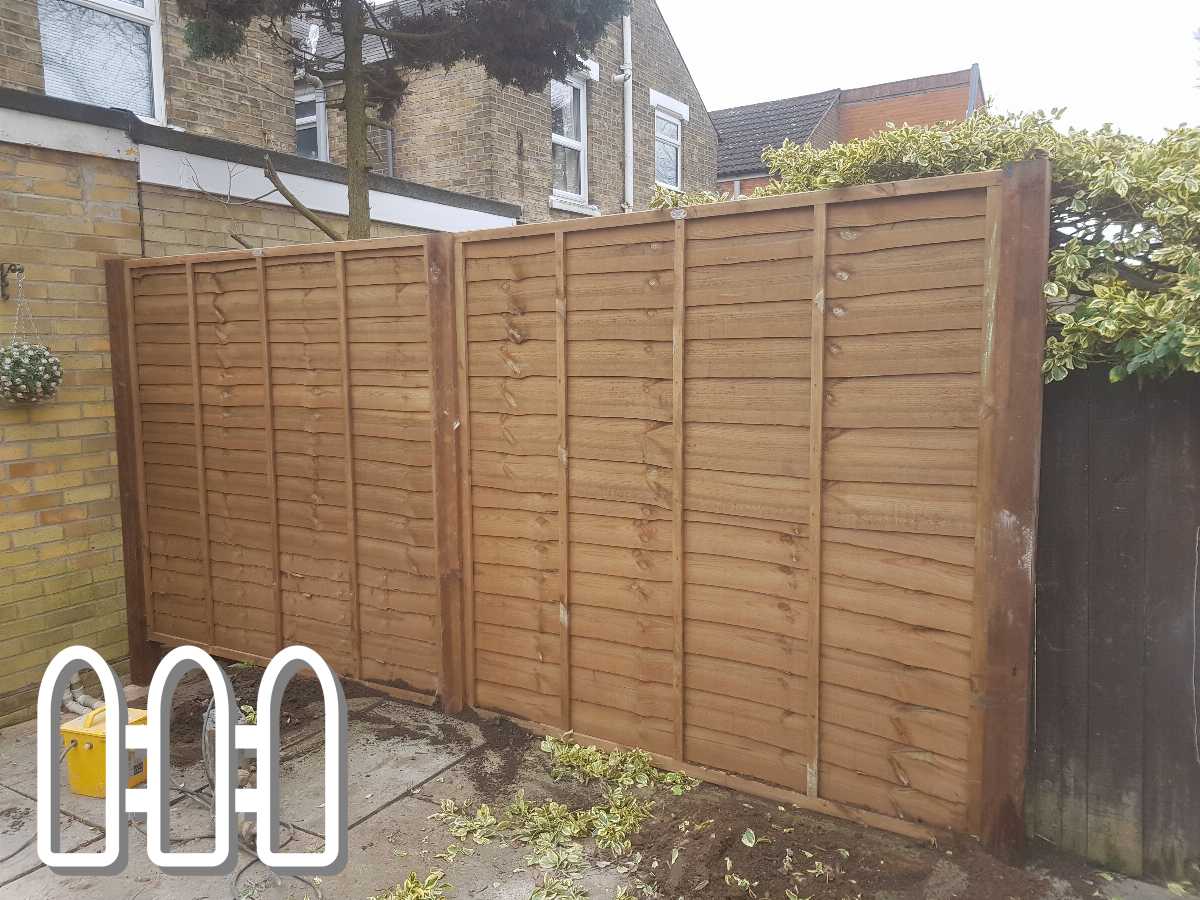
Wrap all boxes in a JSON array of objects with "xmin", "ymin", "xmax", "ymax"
[
  {"xmin": 0, "ymin": 0, "xmax": 713, "ymax": 725},
  {"xmin": 714, "ymin": 66, "xmax": 984, "ymax": 196},
  {"xmin": 293, "ymin": 0, "xmax": 718, "ymax": 221},
  {"xmin": 0, "ymin": 0, "xmax": 519, "ymax": 726}
]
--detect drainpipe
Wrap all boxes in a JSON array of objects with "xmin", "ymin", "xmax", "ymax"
[
  {"xmin": 615, "ymin": 15, "xmax": 634, "ymax": 211},
  {"xmin": 966, "ymin": 62, "xmax": 981, "ymax": 116}
]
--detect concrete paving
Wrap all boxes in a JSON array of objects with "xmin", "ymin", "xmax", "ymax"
[{"xmin": 0, "ymin": 688, "xmax": 1193, "ymax": 900}]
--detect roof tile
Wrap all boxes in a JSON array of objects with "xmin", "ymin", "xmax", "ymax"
[{"xmin": 712, "ymin": 89, "xmax": 839, "ymax": 178}]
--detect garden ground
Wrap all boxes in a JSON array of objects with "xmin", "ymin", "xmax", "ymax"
[{"xmin": 0, "ymin": 667, "xmax": 1192, "ymax": 900}]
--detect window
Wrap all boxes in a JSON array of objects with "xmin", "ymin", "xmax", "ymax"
[
  {"xmin": 295, "ymin": 91, "xmax": 329, "ymax": 161},
  {"xmin": 551, "ymin": 75, "xmax": 588, "ymax": 202},
  {"xmin": 367, "ymin": 124, "xmax": 395, "ymax": 177},
  {"xmin": 649, "ymin": 90, "xmax": 690, "ymax": 192},
  {"xmin": 37, "ymin": 0, "xmax": 165, "ymax": 122},
  {"xmin": 654, "ymin": 112, "xmax": 681, "ymax": 189}
]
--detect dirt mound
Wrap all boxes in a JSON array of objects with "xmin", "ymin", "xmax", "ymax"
[{"xmin": 628, "ymin": 786, "xmax": 1058, "ymax": 899}]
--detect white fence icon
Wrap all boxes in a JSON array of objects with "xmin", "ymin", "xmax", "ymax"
[{"xmin": 37, "ymin": 645, "xmax": 348, "ymax": 876}]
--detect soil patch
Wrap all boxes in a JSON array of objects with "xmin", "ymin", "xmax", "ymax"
[
  {"xmin": 356, "ymin": 707, "xmax": 476, "ymax": 754},
  {"xmin": 451, "ymin": 708, "xmax": 539, "ymax": 797},
  {"xmin": 169, "ymin": 663, "xmax": 348, "ymax": 769},
  {"xmin": 626, "ymin": 785, "xmax": 1059, "ymax": 900}
]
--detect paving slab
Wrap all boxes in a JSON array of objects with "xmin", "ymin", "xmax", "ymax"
[
  {"xmin": 6, "ymin": 684, "xmax": 1198, "ymax": 900},
  {"xmin": 278, "ymin": 699, "xmax": 485, "ymax": 836},
  {"xmin": 1102, "ymin": 875, "xmax": 1199, "ymax": 900},
  {"xmin": 416, "ymin": 736, "xmax": 607, "ymax": 820},
  {"xmin": 0, "ymin": 721, "xmax": 36, "ymax": 784},
  {"xmin": 0, "ymin": 787, "xmax": 328, "ymax": 900},
  {"xmin": 314, "ymin": 794, "xmax": 626, "ymax": 900},
  {"xmin": 1, "ymin": 835, "xmax": 298, "ymax": 899},
  {"xmin": 0, "ymin": 782, "xmax": 102, "ymax": 888}
]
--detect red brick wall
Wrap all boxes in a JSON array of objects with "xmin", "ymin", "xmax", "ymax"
[
  {"xmin": 837, "ymin": 84, "xmax": 971, "ymax": 142},
  {"xmin": 718, "ymin": 174, "xmax": 772, "ymax": 197}
]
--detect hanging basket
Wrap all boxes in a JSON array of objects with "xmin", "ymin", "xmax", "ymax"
[{"xmin": 0, "ymin": 339, "xmax": 63, "ymax": 404}]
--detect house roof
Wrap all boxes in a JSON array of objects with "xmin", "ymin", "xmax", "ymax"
[
  {"xmin": 712, "ymin": 67, "xmax": 979, "ymax": 179},
  {"xmin": 290, "ymin": 2, "xmax": 436, "ymax": 69},
  {"xmin": 710, "ymin": 89, "xmax": 840, "ymax": 179}
]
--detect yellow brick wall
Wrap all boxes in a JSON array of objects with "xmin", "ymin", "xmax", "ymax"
[
  {"xmin": 0, "ymin": 144, "xmax": 425, "ymax": 727},
  {"xmin": 139, "ymin": 185, "xmax": 422, "ymax": 257},
  {"xmin": 0, "ymin": 142, "xmax": 142, "ymax": 728}
]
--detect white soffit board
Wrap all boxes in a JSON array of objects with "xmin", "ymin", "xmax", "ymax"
[
  {"xmin": 137, "ymin": 144, "xmax": 517, "ymax": 232},
  {"xmin": 0, "ymin": 107, "xmax": 137, "ymax": 161}
]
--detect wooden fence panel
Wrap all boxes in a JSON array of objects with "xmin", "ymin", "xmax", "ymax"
[
  {"xmin": 456, "ymin": 162, "xmax": 1049, "ymax": 853},
  {"xmin": 681, "ymin": 206, "xmax": 814, "ymax": 792},
  {"xmin": 114, "ymin": 238, "xmax": 446, "ymax": 704},
  {"xmin": 1029, "ymin": 368, "xmax": 1200, "ymax": 879},
  {"xmin": 110, "ymin": 164, "xmax": 1048, "ymax": 855}
]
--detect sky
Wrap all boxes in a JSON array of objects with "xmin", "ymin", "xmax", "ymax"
[{"xmin": 655, "ymin": 0, "xmax": 1198, "ymax": 139}]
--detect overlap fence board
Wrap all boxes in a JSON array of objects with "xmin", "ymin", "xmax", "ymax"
[
  {"xmin": 115, "ymin": 238, "xmax": 447, "ymax": 704},
  {"xmin": 456, "ymin": 161, "xmax": 1048, "ymax": 850},
  {"xmin": 109, "ymin": 164, "xmax": 1048, "ymax": 855}
]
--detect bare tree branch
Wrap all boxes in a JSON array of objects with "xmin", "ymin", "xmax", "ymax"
[
  {"xmin": 263, "ymin": 155, "xmax": 344, "ymax": 241},
  {"xmin": 181, "ymin": 157, "xmax": 278, "ymax": 206},
  {"xmin": 230, "ymin": 233, "xmax": 256, "ymax": 249},
  {"xmin": 361, "ymin": 25, "xmax": 457, "ymax": 42}
]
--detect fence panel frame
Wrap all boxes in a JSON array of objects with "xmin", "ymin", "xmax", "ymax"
[
  {"xmin": 110, "ymin": 236, "xmax": 446, "ymax": 707},
  {"xmin": 967, "ymin": 159, "xmax": 1051, "ymax": 858}
]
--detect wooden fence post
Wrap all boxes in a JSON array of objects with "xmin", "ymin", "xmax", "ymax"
[
  {"xmin": 105, "ymin": 259, "xmax": 161, "ymax": 684},
  {"xmin": 255, "ymin": 256, "xmax": 284, "ymax": 654},
  {"xmin": 453, "ymin": 240, "xmax": 476, "ymax": 709},
  {"xmin": 806, "ymin": 203, "xmax": 828, "ymax": 797},
  {"xmin": 555, "ymin": 231, "xmax": 572, "ymax": 732},
  {"xmin": 334, "ymin": 250, "xmax": 364, "ymax": 680},
  {"xmin": 184, "ymin": 261, "xmax": 215, "ymax": 649},
  {"xmin": 671, "ymin": 212, "xmax": 687, "ymax": 764},
  {"xmin": 427, "ymin": 234, "xmax": 465, "ymax": 714},
  {"xmin": 969, "ymin": 157, "xmax": 1051, "ymax": 859}
]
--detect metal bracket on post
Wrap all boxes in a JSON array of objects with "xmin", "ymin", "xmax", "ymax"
[{"xmin": 1, "ymin": 263, "xmax": 24, "ymax": 301}]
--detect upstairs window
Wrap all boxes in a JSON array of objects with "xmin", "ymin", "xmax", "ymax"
[
  {"xmin": 367, "ymin": 123, "xmax": 395, "ymax": 177},
  {"xmin": 650, "ymin": 90, "xmax": 690, "ymax": 192},
  {"xmin": 37, "ymin": 0, "xmax": 165, "ymax": 122},
  {"xmin": 654, "ymin": 112, "xmax": 681, "ymax": 189},
  {"xmin": 551, "ymin": 75, "xmax": 588, "ymax": 201},
  {"xmin": 295, "ymin": 91, "xmax": 329, "ymax": 161}
]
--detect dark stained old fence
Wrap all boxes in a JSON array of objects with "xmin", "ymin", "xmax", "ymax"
[
  {"xmin": 107, "ymin": 162, "xmax": 1051, "ymax": 859},
  {"xmin": 1030, "ymin": 369, "xmax": 1200, "ymax": 880}
]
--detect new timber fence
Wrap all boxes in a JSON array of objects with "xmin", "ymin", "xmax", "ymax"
[{"xmin": 106, "ymin": 161, "xmax": 1051, "ymax": 857}]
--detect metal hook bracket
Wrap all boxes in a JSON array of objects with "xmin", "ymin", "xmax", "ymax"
[{"xmin": 0, "ymin": 263, "xmax": 24, "ymax": 302}]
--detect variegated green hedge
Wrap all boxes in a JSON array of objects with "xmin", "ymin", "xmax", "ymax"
[{"xmin": 655, "ymin": 112, "xmax": 1200, "ymax": 383}]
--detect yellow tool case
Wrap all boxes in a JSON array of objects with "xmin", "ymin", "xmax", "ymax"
[{"xmin": 59, "ymin": 705, "xmax": 148, "ymax": 798}]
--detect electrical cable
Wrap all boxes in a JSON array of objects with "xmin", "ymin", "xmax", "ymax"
[{"xmin": 195, "ymin": 690, "xmax": 323, "ymax": 899}]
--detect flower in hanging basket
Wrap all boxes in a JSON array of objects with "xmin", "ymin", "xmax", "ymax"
[{"xmin": 0, "ymin": 340, "xmax": 63, "ymax": 404}]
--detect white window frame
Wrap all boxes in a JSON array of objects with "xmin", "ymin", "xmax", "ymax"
[
  {"xmin": 44, "ymin": 0, "xmax": 167, "ymax": 124},
  {"xmin": 650, "ymin": 90, "xmax": 689, "ymax": 192},
  {"xmin": 550, "ymin": 72, "xmax": 589, "ymax": 205},
  {"xmin": 653, "ymin": 109, "xmax": 683, "ymax": 190},
  {"xmin": 367, "ymin": 122, "xmax": 395, "ymax": 177},
  {"xmin": 295, "ymin": 89, "xmax": 330, "ymax": 162}
]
